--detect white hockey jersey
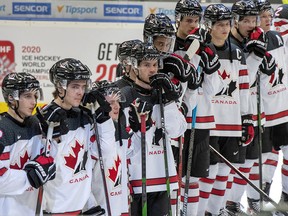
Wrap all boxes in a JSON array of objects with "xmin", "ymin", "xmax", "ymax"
[
  {"xmin": 210, "ymin": 41, "xmax": 251, "ymax": 137},
  {"xmin": 128, "ymin": 102, "xmax": 187, "ymax": 194},
  {"xmin": 0, "ymin": 114, "xmax": 43, "ymax": 216},
  {"xmin": 42, "ymin": 108, "xmax": 116, "ymax": 213},
  {"xmin": 260, "ymin": 31, "xmax": 288, "ymax": 127}
]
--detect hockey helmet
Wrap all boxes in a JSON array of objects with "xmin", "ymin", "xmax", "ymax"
[
  {"xmin": 232, "ymin": 0, "xmax": 259, "ymax": 21},
  {"xmin": 204, "ymin": 4, "xmax": 232, "ymax": 28},
  {"xmin": 2, "ymin": 72, "xmax": 43, "ymax": 103},
  {"xmin": 130, "ymin": 42, "xmax": 161, "ymax": 69},
  {"xmin": 175, "ymin": 0, "xmax": 203, "ymax": 22},
  {"xmin": 93, "ymin": 80, "xmax": 125, "ymax": 102},
  {"xmin": 118, "ymin": 39, "xmax": 142, "ymax": 63},
  {"xmin": 49, "ymin": 58, "xmax": 91, "ymax": 89},
  {"xmin": 143, "ymin": 13, "xmax": 175, "ymax": 55},
  {"xmin": 254, "ymin": 0, "xmax": 272, "ymax": 13}
]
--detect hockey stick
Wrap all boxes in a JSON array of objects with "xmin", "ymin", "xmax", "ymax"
[
  {"xmin": 158, "ymin": 90, "xmax": 172, "ymax": 216},
  {"xmin": 182, "ymin": 106, "xmax": 197, "ymax": 216},
  {"xmin": 90, "ymin": 105, "xmax": 112, "ymax": 216},
  {"xmin": 140, "ymin": 114, "xmax": 147, "ymax": 216},
  {"xmin": 209, "ymin": 145, "xmax": 288, "ymax": 216},
  {"xmin": 183, "ymin": 39, "xmax": 200, "ymax": 62},
  {"xmin": 176, "ymin": 136, "xmax": 183, "ymax": 216},
  {"xmin": 36, "ymin": 122, "xmax": 54, "ymax": 215},
  {"xmin": 256, "ymin": 69, "xmax": 264, "ymax": 206}
]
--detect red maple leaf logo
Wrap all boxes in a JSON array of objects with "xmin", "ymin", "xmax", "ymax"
[
  {"xmin": 10, "ymin": 151, "xmax": 30, "ymax": 170},
  {"xmin": 64, "ymin": 140, "xmax": 83, "ymax": 170},
  {"xmin": 108, "ymin": 155, "xmax": 121, "ymax": 185},
  {"xmin": 221, "ymin": 70, "xmax": 230, "ymax": 80}
]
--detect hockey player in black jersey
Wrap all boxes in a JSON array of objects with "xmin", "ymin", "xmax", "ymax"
[{"xmin": 0, "ymin": 72, "xmax": 55, "ymax": 215}]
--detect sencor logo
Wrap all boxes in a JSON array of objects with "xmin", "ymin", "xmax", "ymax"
[
  {"xmin": 12, "ymin": 2, "xmax": 51, "ymax": 15},
  {"xmin": 57, "ymin": 5, "xmax": 97, "ymax": 15},
  {"xmin": 104, "ymin": 4, "xmax": 142, "ymax": 17}
]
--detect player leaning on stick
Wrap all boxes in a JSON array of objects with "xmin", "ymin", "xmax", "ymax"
[
  {"xmin": 0, "ymin": 72, "xmax": 55, "ymax": 216},
  {"xmin": 121, "ymin": 41, "xmax": 186, "ymax": 215},
  {"xmin": 173, "ymin": 0, "xmax": 221, "ymax": 215},
  {"xmin": 36, "ymin": 58, "xmax": 116, "ymax": 214}
]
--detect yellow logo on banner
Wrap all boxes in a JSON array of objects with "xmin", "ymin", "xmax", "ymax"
[
  {"xmin": 149, "ymin": 7, "xmax": 157, "ymax": 14},
  {"xmin": 57, "ymin": 5, "xmax": 64, "ymax": 12},
  {"xmin": 282, "ymin": 0, "xmax": 288, "ymax": 3}
]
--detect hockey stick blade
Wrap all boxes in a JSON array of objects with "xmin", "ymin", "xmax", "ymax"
[{"xmin": 183, "ymin": 39, "xmax": 200, "ymax": 62}]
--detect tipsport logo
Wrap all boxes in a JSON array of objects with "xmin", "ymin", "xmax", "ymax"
[
  {"xmin": 57, "ymin": 5, "xmax": 97, "ymax": 15},
  {"xmin": 0, "ymin": 41, "xmax": 16, "ymax": 86},
  {"xmin": 149, "ymin": 7, "xmax": 174, "ymax": 16}
]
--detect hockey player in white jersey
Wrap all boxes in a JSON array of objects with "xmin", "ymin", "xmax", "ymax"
[
  {"xmin": 174, "ymin": 1, "xmax": 222, "ymax": 215},
  {"xmin": 271, "ymin": 4, "xmax": 288, "ymax": 212},
  {"xmin": 241, "ymin": 1, "xmax": 288, "ymax": 214},
  {"xmin": 0, "ymin": 72, "xmax": 56, "ymax": 216},
  {"xmin": 195, "ymin": 4, "xmax": 252, "ymax": 215},
  {"xmin": 37, "ymin": 58, "xmax": 116, "ymax": 214},
  {"xmin": 223, "ymin": 0, "xmax": 276, "ymax": 214},
  {"xmin": 123, "ymin": 41, "xmax": 187, "ymax": 215}
]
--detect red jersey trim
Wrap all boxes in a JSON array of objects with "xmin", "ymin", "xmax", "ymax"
[
  {"xmin": 265, "ymin": 110, "xmax": 288, "ymax": 121},
  {"xmin": 0, "ymin": 152, "xmax": 10, "ymax": 160},
  {"xmin": 130, "ymin": 175, "xmax": 178, "ymax": 187},
  {"xmin": 186, "ymin": 116, "xmax": 215, "ymax": 123}
]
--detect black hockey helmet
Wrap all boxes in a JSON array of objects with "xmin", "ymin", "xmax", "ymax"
[
  {"xmin": 2, "ymin": 72, "xmax": 43, "ymax": 103},
  {"xmin": 143, "ymin": 13, "xmax": 175, "ymax": 41},
  {"xmin": 274, "ymin": 4, "xmax": 288, "ymax": 20},
  {"xmin": 204, "ymin": 4, "xmax": 232, "ymax": 28},
  {"xmin": 232, "ymin": 0, "xmax": 259, "ymax": 20},
  {"xmin": 143, "ymin": 13, "xmax": 175, "ymax": 55},
  {"xmin": 118, "ymin": 39, "xmax": 142, "ymax": 63},
  {"xmin": 130, "ymin": 42, "xmax": 161, "ymax": 68},
  {"xmin": 254, "ymin": 0, "xmax": 272, "ymax": 13},
  {"xmin": 175, "ymin": 0, "xmax": 202, "ymax": 22},
  {"xmin": 92, "ymin": 80, "xmax": 125, "ymax": 102},
  {"xmin": 49, "ymin": 58, "xmax": 91, "ymax": 89}
]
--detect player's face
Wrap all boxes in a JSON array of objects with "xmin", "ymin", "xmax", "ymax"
[
  {"xmin": 211, "ymin": 20, "xmax": 231, "ymax": 41},
  {"xmin": 63, "ymin": 80, "xmax": 87, "ymax": 109},
  {"xmin": 237, "ymin": 16, "xmax": 258, "ymax": 38},
  {"xmin": 259, "ymin": 11, "xmax": 273, "ymax": 32},
  {"xmin": 153, "ymin": 35, "xmax": 174, "ymax": 53},
  {"xmin": 138, "ymin": 59, "xmax": 158, "ymax": 84},
  {"xmin": 178, "ymin": 15, "xmax": 200, "ymax": 38},
  {"xmin": 17, "ymin": 90, "xmax": 38, "ymax": 118},
  {"xmin": 106, "ymin": 94, "xmax": 120, "ymax": 121}
]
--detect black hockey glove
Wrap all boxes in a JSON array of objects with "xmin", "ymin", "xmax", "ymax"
[
  {"xmin": 82, "ymin": 90, "xmax": 112, "ymax": 124},
  {"xmin": 199, "ymin": 46, "xmax": 221, "ymax": 75},
  {"xmin": 186, "ymin": 27, "xmax": 212, "ymax": 46},
  {"xmin": 150, "ymin": 73, "xmax": 182, "ymax": 104},
  {"xmin": 36, "ymin": 104, "xmax": 69, "ymax": 138},
  {"xmin": 159, "ymin": 54, "xmax": 195, "ymax": 82},
  {"xmin": 260, "ymin": 52, "xmax": 276, "ymax": 76},
  {"xmin": 187, "ymin": 71, "xmax": 203, "ymax": 90},
  {"xmin": 129, "ymin": 98, "xmax": 153, "ymax": 132},
  {"xmin": 240, "ymin": 115, "xmax": 255, "ymax": 147},
  {"xmin": 179, "ymin": 102, "xmax": 188, "ymax": 118},
  {"xmin": 246, "ymin": 27, "xmax": 266, "ymax": 58},
  {"xmin": 24, "ymin": 154, "xmax": 56, "ymax": 189}
]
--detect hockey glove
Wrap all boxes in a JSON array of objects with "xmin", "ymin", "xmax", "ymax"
[
  {"xmin": 36, "ymin": 104, "xmax": 69, "ymax": 138},
  {"xmin": 179, "ymin": 102, "xmax": 188, "ymax": 118},
  {"xmin": 186, "ymin": 28, "xmax": 212, "ymax": 46},
  {"xmin": 240, "ymin": 115, "xmax": 255, "ymax": 147},
  {"xmin": 260, "ymin": 52, "xmax": 276, "ymax": 76},
  {"xmin": 246, "ymin": 27, "xmax": 266, "ymax": 58},
  {"xmin": 82, "ymin": 90, "xmax": 112, "ymax": 123},
  {"xmin": 159, "ymin": 54, "xmax": 195, "ymax": 82},
  {"xmin": 187, "ymin": 71, "xmax": 203, "ymax": 90},
  {"xmin": 129, "ymin": 98, "xmax": 153, "ymax": 132},
  {"xmin": 199, "ymin": 46, "xmax": 221, "ymax": 75},
  {"xmin": 24, "ymin": 154, "xmax": 56, "ymax": 189},
  {"xmin": 150, "ymin": 73, "xmax": 182, "ymax": 104}
]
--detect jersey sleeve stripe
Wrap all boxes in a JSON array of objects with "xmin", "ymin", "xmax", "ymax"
[
  {"xmin": 239, "ymin": 83, "xmax": 249, "ymax": 89},
  {"xmin": 0, "ymin": 167, "xmax": 8, "ymax": 176},
  {"xmin": 239, "ymin": 69, "xmax": 248, "ymax": 76},
  {"xmin": 0, "ymin": 152, "xmax": 10, "ymax": 160}
]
